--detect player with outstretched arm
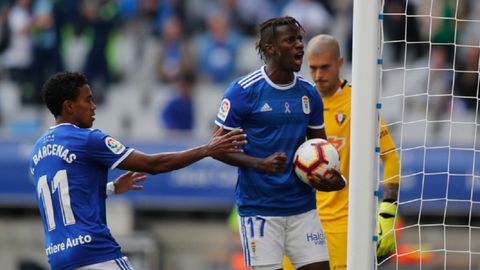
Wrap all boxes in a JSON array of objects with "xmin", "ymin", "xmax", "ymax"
[{"xmin": 30, "ymin": 71, "xmax": 247, "ymax": 270}]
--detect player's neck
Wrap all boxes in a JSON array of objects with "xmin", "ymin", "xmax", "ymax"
[
  {"xmin": 55, "ymin": 116, "xmax": 74, "ymax": 127},
  {"xmin": 264, "ymin": 65, "xmax": 294, "ymax": 85},
  {"xmin": 320, "ymin": 79, "xmax": 343, "ymax": 98}
]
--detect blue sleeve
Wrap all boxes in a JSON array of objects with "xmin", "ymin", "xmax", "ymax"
[
  {"xmin": 308, "ymin": 87, "xmax": 325, "ymax": 128},
  {"xmin": 215, "ymin": 82, "xmax": 252, "ymax": 130},
  {"xmin": 86, "ymin": 129, "xmax": 134, "ymax": 169}
]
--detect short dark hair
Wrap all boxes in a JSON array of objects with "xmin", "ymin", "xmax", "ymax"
[
  {"xmin": 42, "ymin": 72, "xmax": 89, "ymax": 117},
  {"xmin": 255, "ymin": 16, "xmax": 304, "ymax": 62}
]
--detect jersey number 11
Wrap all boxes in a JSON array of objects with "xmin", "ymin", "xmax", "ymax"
[{"xmin": 37, "ymin": 169, "xmax": 76, "ymax": 231}]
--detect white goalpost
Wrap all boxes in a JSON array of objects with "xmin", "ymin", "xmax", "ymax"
[
  {"xmin": 347, "ymin": 0, "xmax": 381, "ymax": 269},
  {"xmin": 350, "ymin": 0, "xmax": 480, "ymax": 269}
]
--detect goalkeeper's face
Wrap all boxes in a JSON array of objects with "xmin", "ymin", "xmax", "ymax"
[{"xmin": 307, "ymin": 51, "xmax": 343, "ymax": 97}]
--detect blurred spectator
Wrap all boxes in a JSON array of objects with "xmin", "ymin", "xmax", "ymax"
[
  {"xmin": 153, "ymin": 0, "xmax": 176, "ymax": 35},
  {"xmin": 161, "ymin": 71, "xmax": 195, "ymax": 132},
  {"xmin": 432, "ymin": 0, "xmax": 455, "ymax": 44},
  {"xmin": 118, "ymin": 0, "xmax": 138, "ymax": 21},
  {"xmin": 221, "ymin": 0, "xmax": 277, "ymax": 36},
  {"xmin": 81, "ymin": 0, "xmax": 119, "ymax": 103},
  {"xmin": 383, "ymin": 0, "xmax": 424, "ymax": 63},
  {"xmin": 454, "ymin": 46, "xmax": 479, "ymax": 112},
  {"xmin": 183, "ymin": 0, "xmax": 220, "ymax": 35},
  {"xmin": 156, "ymin": 15, "xmax": 192, "ymax": 83},
  {"xmin": 3, "ymin": 0, "xmax": 34, "ymax": 103},
  {"xmin": 30, "ymin": 0, "xmax": 63, "ymax": 105},
  {"xmin": 0, "ymin": 3, "xmax": 10, "ymax": 55},
  {"xmin": 281, "ymin": 0, "xmax": 332, "ymax": 39},
  {"xmin": 428, "ymin": 45, "xmax": 453, "ymax": 125},
  {"xmin": 430, "ymin": 0, "xmax": 457, "ymax": 65},
  {"xmin": 53, "ymin": 1, "xmax": 84, "ymax": 38},
  {"xmin": 196, "ymin": 11, "xmax": 241, "ymax": 84}
]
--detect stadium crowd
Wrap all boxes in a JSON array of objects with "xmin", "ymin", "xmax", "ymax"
[{"xmin": 0, "ymin": 0, "xmax": 478, "ymax": 139}]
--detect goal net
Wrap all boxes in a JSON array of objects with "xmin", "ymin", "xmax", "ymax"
[{"xmin": 377, "ymin": 0, "xmax": 480, "ymax": 269}]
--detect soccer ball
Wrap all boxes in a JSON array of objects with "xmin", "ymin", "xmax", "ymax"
[{"xmin": 293, "ymin": 138, "xmax": 340, "ymax": 184}]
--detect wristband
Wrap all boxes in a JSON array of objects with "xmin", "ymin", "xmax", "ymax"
[{"xmin": 106, "ymin": 182, "xmax": 115, "ymax": 196}]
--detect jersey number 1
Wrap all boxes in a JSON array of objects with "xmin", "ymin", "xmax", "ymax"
[{"xmin": 37, "ymin": 169, "xmax": 76, "ymax": 231}]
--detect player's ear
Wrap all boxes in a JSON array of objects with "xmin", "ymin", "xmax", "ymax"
[
  {"xmin": 63, "ymin": 100, "xmax": 74, "ymax": 115},
  {"xmin": 264, "ymin": 43, "xmax": 276, "ymax": 57},
  {"xmin": 337, "ymin": 56, "xmax": 344, "ymax": 69}
]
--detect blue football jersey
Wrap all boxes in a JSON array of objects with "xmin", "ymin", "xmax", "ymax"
[
  {"xmin": 29, "ymin": 123, "xmax": 134, "ymax": 270},
  {"xmin": 215, "ymin": 66, "xmax": 325, "ymax": 217}
]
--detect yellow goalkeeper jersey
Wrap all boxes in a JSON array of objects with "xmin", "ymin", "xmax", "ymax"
[{"xmin": 317, "ymin": 80, "xmax": 400, "ymax": 233}]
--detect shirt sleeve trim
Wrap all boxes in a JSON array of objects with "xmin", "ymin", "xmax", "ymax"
[
  {"xmin": 308, "ymin": 124, "xmax": 325, "ymax": 129},
  {"xmin": 214, "ymin": 120, "xmax": 240, "ymax": 131},
  {"xmin": 106, "ymin": 182, "xmax": 115, "ymax": 196},
  {"xmin": 110, "ymin": 148, "xmax": 135, "ymax": 170}
]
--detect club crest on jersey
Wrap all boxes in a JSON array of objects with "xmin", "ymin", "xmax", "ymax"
[
  {"xmin": 335, "ymin": 112, "xmax": 346, "ymax": 126},
  {"xmin": 105, "ymin": 137, "xmax": 126, "ymax": 154},
  {"xmin": 302, "ymin": 96, "xmax": 310, "ymax": 114},
  {"xmin": 217, "ymin": 98, "xmax": 230, "ymax": 121}
]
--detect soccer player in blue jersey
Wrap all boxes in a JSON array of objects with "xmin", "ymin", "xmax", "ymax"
[
  {"xmin": 30, "ymin": 71, "xmax": 247, "ymax": 270},
  {"xmin": 213, "ymin": 16, "xmax": 345, "ymax": 270}
]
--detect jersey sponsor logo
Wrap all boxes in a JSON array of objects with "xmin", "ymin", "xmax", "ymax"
[
  {"xmin": 335, "ymin": 112, "xmax": 346, "ymax": 126},
  {"xmin": 302, "ymin": 96, "xmax": 310, "ymax": 114},
  {"xmin": 45, "ymin": 234, "xmax": 92, "ymax": 256},
  {"xmin": 105, "ymin": 137, "xmax": 126, "ymax": 154},
  {"xmin": 306, "ymin": 231, "xmax": 326, "ymax": 246},
  {"xmin": 260, "ymin": 103, "xmax": 272, "ymax": 112},
  {"xmin": 217, "ymin": 98, "xmax": 230, "ymax": 121}
]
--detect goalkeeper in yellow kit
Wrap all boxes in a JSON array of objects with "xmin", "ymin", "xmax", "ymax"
[{"xmin": 284, "ymin": 34, "xmax": 400, "ymax": 269}]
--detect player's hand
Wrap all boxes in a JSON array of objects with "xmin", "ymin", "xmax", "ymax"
[
  {"xmin": 377, "ymin": 201, "xmax": 397, "ymax": 257},
  {"xmin": 113, "ymin": 171, "xmax": 147, "ymax": 194},
  {"xmin": 309, "ymin": 170, "xmax": 346, "ymax": 191},
  {"xmin": 256, "ymin": 152, "xmax": 287, "ymax": 173},
  {"xmin": 207, "ymin": 126, "xmax": 248, "ymax": 156}
]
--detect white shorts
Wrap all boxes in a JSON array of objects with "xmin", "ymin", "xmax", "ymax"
[
  {"xmin": 238, "ymin": 209, "xmax": 329, "ymax": 269},
  {"xmin": 75, "ymin": 256, "xmax": 133, "ymax": 270}
]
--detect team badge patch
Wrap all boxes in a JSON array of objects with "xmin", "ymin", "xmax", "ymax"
[
  {"xmin": 217, "ymin": 98, "xmax": 230, "ymax": 121},
  {"xmin": 335, "ymin": 112, "xmax": 346, "ymax": 126},
  {"xmin": 302, "ymin": 96, "xmax": 310, "ymax": 114},
  {"xmin": 105, "ymin": 137, "xmax": 126, "ymax": 154}
]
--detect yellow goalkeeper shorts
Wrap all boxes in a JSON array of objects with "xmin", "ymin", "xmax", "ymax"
[{"xmin": 283, "ymin": 231, "xmax": 347, "ymax": 270}]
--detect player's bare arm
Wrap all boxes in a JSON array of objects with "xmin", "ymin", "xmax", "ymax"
[
  {"xmin": 212, "ymin": 126, "xmax": 287, "ymax": 174},
  {"xmin": 118, "ymin": 127, "xmax": 247, "ymax": 174}
]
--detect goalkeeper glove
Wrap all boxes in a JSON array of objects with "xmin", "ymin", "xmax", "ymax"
[{"xmin": 376, "ymin": 200, "xmax": 397, "ymax": 257}]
